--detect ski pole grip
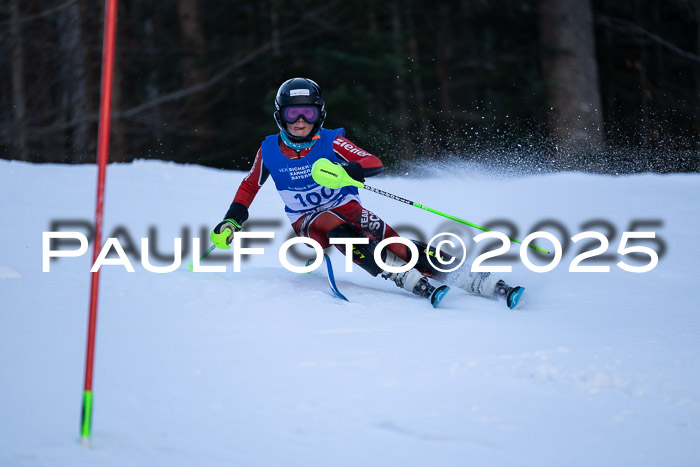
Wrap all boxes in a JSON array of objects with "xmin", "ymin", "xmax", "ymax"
[
  {"xmin": 312, "ymin": 158, "xmax": 364, "ymax": 189},
  {"xmin": 210, "ymin": 227, "xmax": 233, "ymax": 250}
]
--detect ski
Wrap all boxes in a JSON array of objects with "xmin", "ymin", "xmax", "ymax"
[
  {"xmin": 310, "ymin": 255, "xmax": 454, "ymax": 307},
  {"xmin": 322, "ymin": 254, "xmax": 349, "ymax": 301},
  {"xmin": 306, "ymin": 254, "xmax": 349, "ymax": 301}
]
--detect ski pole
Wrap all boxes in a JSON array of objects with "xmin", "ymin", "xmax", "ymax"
[
  {"xmin": 188, "ymin": 222, "xmax": 240, "ymax": 271},
  {"xmin": 311, "ymin": 158, "xmax": 550, "ymax": 254},
  {"xmin": 188, "ymin": 243, "xmax": 217, "ymax": 272}
]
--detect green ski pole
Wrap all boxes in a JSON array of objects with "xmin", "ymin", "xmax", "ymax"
[
  {"xmin": 188, "ymin": 244, "xmax": 216, "ymax": 272},
  {"xmin": 311, "ymin": 158, "xmax": 550, "ymax": 254}
]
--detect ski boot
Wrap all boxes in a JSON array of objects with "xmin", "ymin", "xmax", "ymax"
[
  {"xmin": 494, "ymin": 280, "xmax": 525, "ymax": 310},
  {"xmin": 379, "ymin": 252, "xmax": 449, "ymax": 308},
  {"xmin": 451, "ymin": 271, "xmax": 524, "ymax": 310},
  {"xmin": 382, "ymin": 268, "xmax": 450, "ymax": 308}
]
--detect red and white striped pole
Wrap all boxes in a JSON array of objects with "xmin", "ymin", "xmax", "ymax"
[{"xmin": 81, "ymin": 0, "xmax": 118, "ymax": 445}]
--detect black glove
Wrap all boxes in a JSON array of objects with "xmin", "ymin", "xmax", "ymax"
[
  {"xmin": 222, "ymin": 202, "xmax": 249, "ymax": 226},
  {"xmin": 340, "ymin": 161, "xmax": 365, "ymax": 183}
]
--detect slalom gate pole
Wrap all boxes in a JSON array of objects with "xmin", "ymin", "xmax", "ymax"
[
  {"xmin": 311, "ymin": 158, "xmax": 550, "ymax": 254},
  {"xmin": 81, "ymin": 0, "xmax": 118, "ymax": 445}
]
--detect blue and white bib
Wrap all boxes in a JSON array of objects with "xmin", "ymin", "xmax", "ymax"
[{"xmin": 261, "ymin": 128, "xmax": 360, "ymax": 223}]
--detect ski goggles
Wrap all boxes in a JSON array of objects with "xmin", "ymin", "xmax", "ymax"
[{"xmin": 281, "ymin": 105, "xmax": 321, "ymax": 124}]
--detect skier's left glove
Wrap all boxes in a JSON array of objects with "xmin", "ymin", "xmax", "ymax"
[
  {"xmin": 211, "ymin": 219, "xmax": 241, "ymax": 249},
  {"xmin": 210, "ymin": 202, "xmax": 248, "ymax": 249},
  {"xmin": 340, "ymin": 161, "xmax": 365, "ymax": 183}
]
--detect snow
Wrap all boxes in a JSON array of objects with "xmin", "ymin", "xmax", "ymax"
[{"xmin": 1, "ymin": 158, "xmax": 700, "ymax": 466}]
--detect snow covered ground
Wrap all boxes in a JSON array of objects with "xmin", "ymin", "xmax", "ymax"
[{"xmin": 1, "ymin": 158, "xmax": 699, "ymax": 466}]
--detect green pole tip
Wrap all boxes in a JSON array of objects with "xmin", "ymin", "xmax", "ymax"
[{"xmin": 80, "ymin": 390, "xmax": 93, "ymax": 440}]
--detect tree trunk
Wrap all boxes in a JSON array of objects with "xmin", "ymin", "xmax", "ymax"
[
  {"xmin": 270, "ymin": 0, "xmax": 281, "ymax": 56},
  {"xmin": 634, "ymin": 0, "xmax": 650, "ymax": 145},
  {"xmin": 177, "ymin": 0, "xmax": 211, "ymax": 150},
  {"xmin": 695, "ymin": 2, "xmax": 700, "ymax": 136},
  {"xmin": 111, "ymin": 27, "xmax": 127, "ymax": 163},
  {"xmin": 405, "ymin": 3, "xmax": 431, "ymax": 157},
  {"xmin": 178, "ymin": 0, "xmax": 207, "ymax": 87},
  {"xmin": 391, "ymin": 0, "xmax": 414, "ymax": 159},
  {"xmin": 436, "ymin": 4, "xmax": 452, "ymax": 115},
  {"xmin": 9, "ymin": 0, "xmax": 29, "ymax": 161},
  {"xmin": 539, "ymin": 0, "xmax": 605, "ymax": 157},
  {"xmin": 367, "ymin": 2, "xmax": 378, "ymax": 34},
  {"xmin": 59, "ymin": 0, "xmax": 90, "ymax": 162}
]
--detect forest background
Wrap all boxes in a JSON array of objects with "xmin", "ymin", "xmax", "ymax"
[{"xmin": 1, "ymin": 0, "xmax": 698, "ymax": 173}]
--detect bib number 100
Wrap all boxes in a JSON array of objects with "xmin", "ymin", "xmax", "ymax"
[{"xmin": 294, "ymin": 187, "xmax": 336, "ymax": 208}]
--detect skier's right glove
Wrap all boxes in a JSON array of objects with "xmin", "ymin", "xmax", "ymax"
[{"xmin": 210, "ymin": 202, "xmax": 248, "ymax": 249}]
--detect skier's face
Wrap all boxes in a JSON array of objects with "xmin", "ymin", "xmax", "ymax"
[{"xmin": 287, "ymin": 117, "xmax": 313, "ymax": 138}]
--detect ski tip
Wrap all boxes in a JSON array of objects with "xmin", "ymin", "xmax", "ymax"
[
  {"xmin": 336, "ymin": 292, "xmax": 350, "ymax": 302},
  {"xmin": 430, "ymin": 285, "xmax": 450, "ymax": 308},
  {"xmin": 507, "ymin": 286, "xmax": 525, "ymax": 310},
  {"xmin": 323, "ymin": 254, "xmax": 349, "ymax": 301}
]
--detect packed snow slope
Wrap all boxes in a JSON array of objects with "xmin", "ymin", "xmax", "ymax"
[{"xmin": 1, "ymin": 159, "xmax": 699, "ymax": 467}]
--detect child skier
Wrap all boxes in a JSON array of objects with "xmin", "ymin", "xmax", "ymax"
[{"xmin": 211, "ymin": 77, "xmax": 523, "ymax": 308}]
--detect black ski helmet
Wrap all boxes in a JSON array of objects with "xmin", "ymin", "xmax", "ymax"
[{"xmin": 273, "ymin": 77, "xmax": 326, "ymax": 142}]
